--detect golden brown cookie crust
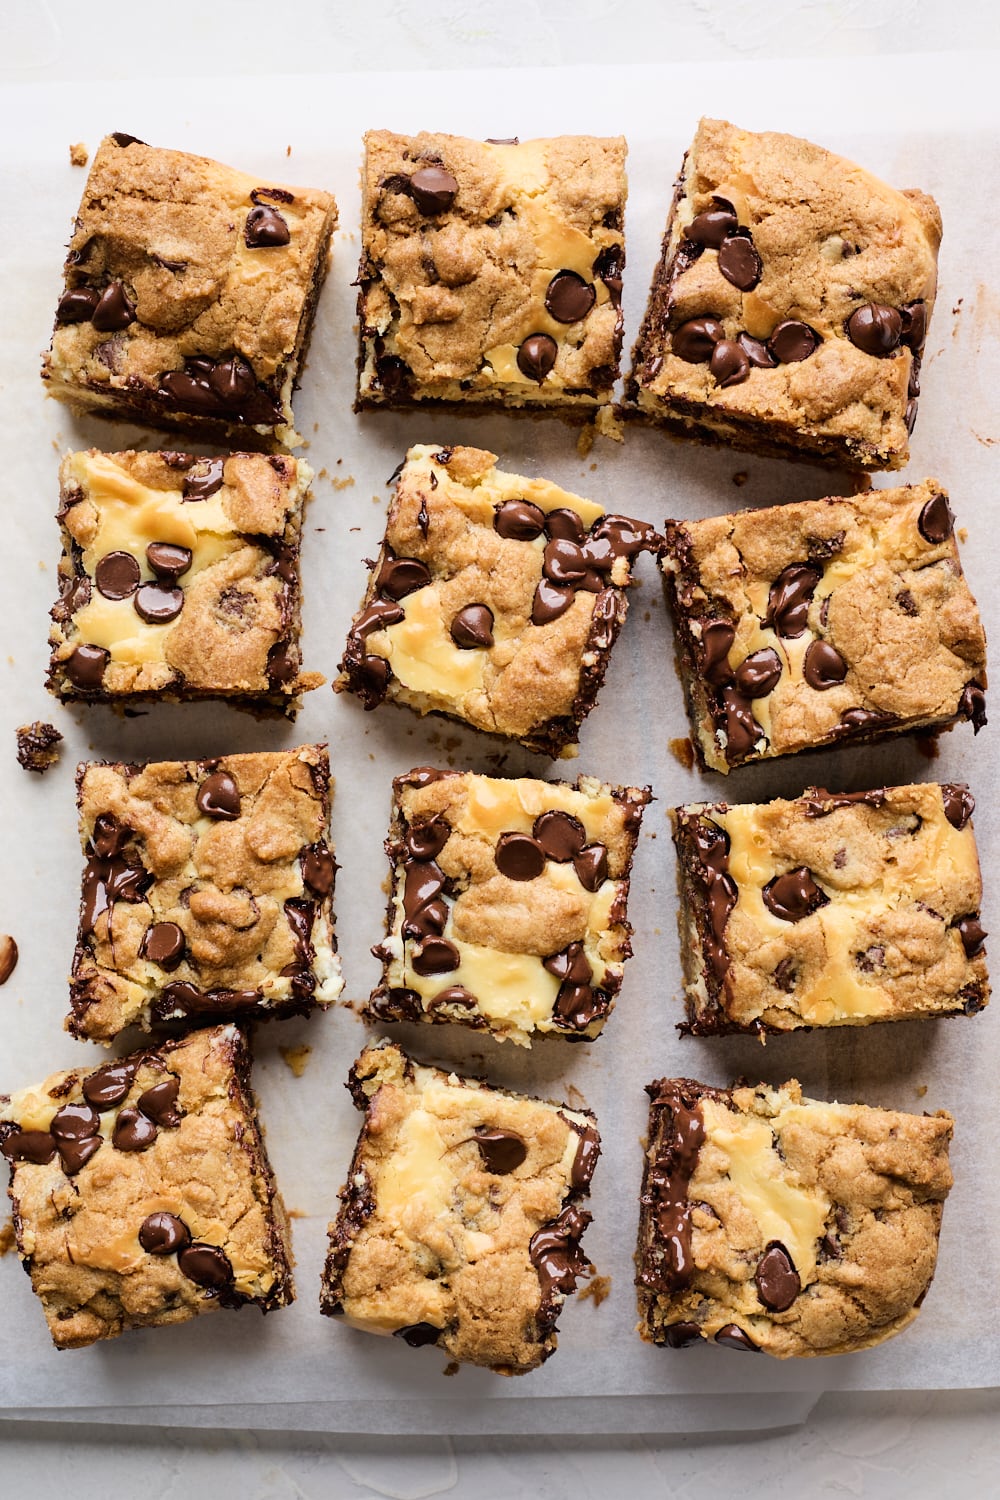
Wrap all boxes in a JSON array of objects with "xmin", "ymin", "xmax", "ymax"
[{"xmin": 0, "ymin": 1024, "xmax": 293, "ymax": 1349}]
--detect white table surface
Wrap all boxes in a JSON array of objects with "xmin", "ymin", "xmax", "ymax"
[{"xmin": 2, "ymin": 1, "xmax": 998, "ymax": 1493}]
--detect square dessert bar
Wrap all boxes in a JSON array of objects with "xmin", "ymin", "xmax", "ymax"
[
  {"xmin": 636, "ymin": 1077, "xmax": 953, "ymax": 1358},
  {"xmin": 337, "ymin": 444, "xmax": 658, "ymax": 755},
  {"xmin": 42, "ymin": 132, "xmax": 337, "ymax": 448},
  {"xmin": 368, "ymin": 767, "xmax": 650, "ymax": 1045},
  {"xmin": 626, "ymin": 118, "xmax": 941, "ymax": 469},
  {"xmin": 70, "ymin": 746, "xmax": 342, "ymax": 1042},
  {"xmin": 671, "ymin": 782, "xmax": 988, "ymax": 1036},
  {"xmin": 48, "ymin": 449, "xmax": 320, "ymax": 716},
  {"xmin": 0, "ymin": 1024, "xmax": 293, "ymax": 1349},
  {"xmin": 662, "ymin": 480, "xmax": 987, "ymax": 773},
  {"xmin": 320, "ymin": 1040, "xmax": 600, "ymax": 1374},
  {"xmin": 357, "ymin": 131, "xmax": 626, "ymax": 411}
]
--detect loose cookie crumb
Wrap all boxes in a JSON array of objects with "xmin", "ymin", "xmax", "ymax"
[
  {"xmin": 0, "ymin": 1221, "xmax": 16, "ymax": 1255},
  {"xmin": 279, "ymin": 1045, "xmax": 312, "ymax": 1078},
  {"xmin": 69, "ymin": 142, "xmax": 88, "ymax": 167},
  {"xmin": 579, "ymin": 1274, "xmax": 612, "ymax": 1306},
  {"xmin": 16, "ymin": 722, "xmax": 63, "ymax": 774}
]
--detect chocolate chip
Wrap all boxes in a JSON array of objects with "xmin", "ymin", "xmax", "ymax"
[
  {"xmin": 138, "ymin": 1077, "xmax": 181, "ymax": 1127},
  {"xmin": 178, "ymin": 1242, "xmax": 233, "ymax": 1288},
  {"xmin": 717, "ymin": 233, "xmax": 761, "ymax": 291},
  {"xmin": 405, "ymin": 818, "xmax": 450, "ymax": 862},
  {"xmin": 733, "ymin": 647, "xmax": 782, "ymax": 698},
  {"xmin": 94, "ymin": 551, "xmax": 141, "ymax": 600},
  {"xmin": 474, "ymin": 1127, "xmax": 527, "ymax": 1174},
  {"xmin": 302, "ymin": 843, "xmax": 336, "ymax": 895},
  {"xmin": 409, "ymin": 166, "xmax": 459, "ymax": 214},
  {"xmin": 1, "ymin": 1130, "xmax": 57, "ymax": 1165},
  {"xmin": 209, "ymin": 355, "xmax": 256, "ymax": 406},
  {"xmin": 91, "ymin": 281, "xmax": 135, "ymax": 333},
  {"xmin": 196, "ymin": 770, "xmax": 241, "ymax": 819},
  {"xmin": 429, "ymin": 985, "xmax": 476, "ymax": 1010},
  {"xmin": 545, "ymin": 270, "xmax": 596, "ymax": 323},
  {"xmin": 112, "ymin": 1106, "xmax": 157, "ymax": 1151},
  {"xmin": 495, "ymin": 832, "xmax": 546, "ymax": 880},
  {"xmin": 685, "ymin": 200, "xmax": 737, "ymax": 248},
  {"xmin": 764, "ymin": 563, "xmax": 821, "ymax": 638},
  {"xmin": 901, "ymin": 300, "xmax": 927, "ymax": 351},
  {"xmin": 141, "ymin": 921, "xmax": 186, "ymax": 971},
  {"xmin": 411, "ymin": 936, "xmax": 461, "ymax": 975},
  {"xmin": 92, "ymin": 812, "xmax": 127, "ymax": 858},
  {"xmin": 517, "ymin": 333, "xmax": 558, "ymax": 381},
  {"xmin": 83, "ymin": 1062, "xmax": 135, "ymax": 1109},
  {"xmin": 698, "ymin": 620, "xmax": 736, "ymax": 685},
  {"xmin": 804, "ymin": 639, "xmax": 848, "ymax": 690},
  {"xmin": 567, "ymin": 841, "xmax": 607, "ymax": 892},
  {"xmin": 846, "ymin": 303, "xmax": 902, "ymax": 356},
  {"xmin": 768, "ymin": 320, "xmax": 818, "ymax": 363},
  {"xmin": 134, "ymin": 582, "xmax": 184, "ymax": 624},
  {"xmin": 738, "ymin": 332, "xmax": 776, "ymax": 368},
  {"xmin": 111, "ymin": 132, "xmax": 144, "ymax": 147},
  {"xmin": 56, "ymin": 286, "xmax": 101, "ymax": 323},
  {"xmin": 918, "ymin": 491, "xmax": 954, "ymax": 544},
  {"xmin": 50, "ymin": 1103, "xmax": 100, "ymax": 1140},
  {"xmin": 543, "ymin": 537, "xmax": 589, "ymax": 585},
  {"xmin": 245, "ymin": 204, "xmax": 290, "ymax": 248},
  {"xmin": 139, "ymin": 1212, "xmax": 190, "ymax": 1255},
  {"xmin": 762, "ymin": 867, "xmax": 829, "ymax": 922},
  {"xmin": 146, "ymin": 542, "xmax": 192, "ymax": 579},
  {"xmin": 959, "ymin": 681, "xmax": 987, "ymax": 731},
  {"xmin": 0, "ymin": 934, "xmax": 17, "ymax": 983},
  {"xmin": 664, "ymin": 1321, "xmax": 703, "ymax": 1348},
  {"xmin": 941, "ymin": 784, "xmax": 975, "ymax": 831},
  {"xmin": 709, "ymin": 339, "xmax": 750, "ymax": 386},
  {"xmin": 533, "ymin": 810, "xmax": 586, "ymax": 862},
  {"xmin": 375, "ymin": 555, "xmax": 432, "ymax": 599},
  {"xmin": 672, "ymin": 316, "xmax": 724, "ymax": 362},
  {"xmin": 58, "ymin": 1136, "xmax": 103, "ymax": 1174},
  {"xmin": 956, "ymin": 915, "xmax": 987, "ymax": 958},
  {"xmin": 715, "ymin": 1324, "xmax": 759, "ymax": 1352},
  {"xmin": 755, "ymin": 1242, "xmax": 801, "ymax": 1311},
  {"xmin": 182, "ymin": 458, "xmax": 225, "ymax": 500},
  {"xmin": 532, "ymin": 577, "xmax": 575, "ymax": 625},
  {"xmin": 450, "ymin": 603, "xmax": 494, "ymax": 649},
  {"xmin": 394, "ymin": 1322, "xmax": 442, "ymax": 1347},
  {"xmin": 545, "ymin": 508, "xmax": 586, "ymax": 542},
  {"xmin": 495, "ymin": 499, "xmax": 546, "ymax": 541},
  {"xmin": 65, "ymin": 643, "xmax": 109, "ymax": 690},
  {"xmin": 544, "ymin": 941, "xmax": 592, "ymax": 986}
]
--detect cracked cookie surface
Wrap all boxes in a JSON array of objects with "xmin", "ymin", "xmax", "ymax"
[{"xmin": 320, "ymin": 1040, "xmax": 599, "ymax": 1373}]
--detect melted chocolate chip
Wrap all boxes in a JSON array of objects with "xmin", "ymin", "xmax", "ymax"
[
  {"xmin": 517, "ymin": 333, "xmax": 558, "ymax": 381},
  {"xmin": 196, "ymin": 770, "xmax": 241, "ymax": 820},
  {"xmin": 529, "ymin": 1204, "xmax": 591, "ymax": 1298},
  {"xmin": 58, "ymin": 1135, "xmax": 103, "ymax": 1175},
  {"xmin": 533, "ymin": 810, "xmax": 586, "ymax": 862},
  {"xmin": 569, "ymin": 1120, "xmax": 601, "ymax": 1190},
  {"xmin": 83, "ymin": 1062, "xmax": 135, "ymax": 1109},
  {"xmin": 573, "ymin": 843, "xmax": 609, "ymax": 892},
  {"xmin": 715, "ymin": 1324, "xmax": 759, "ymax": 1352},
  {"xmin": 664, "ymin": 1321, "xmax": 703, "ymax": 1348},
  {"xmin": 638, "ymin": 1083, "xmax": 705, "ymax": 1294},
  {"xmin": 495, "ymin": 832, "xmax": 546, "ymax": 881},
  {"xmin": 146, "ymin": 542, "xmax": 192, "ymax": 579},
  {"xmin": 956, "ymin": 915, "xmax": 987, "ymax": 958},
  {"xmin": 846, "ymin": 303, "xmax": 902, "ymax": 356},
  {"xmin": 303, "ymin": 843, "xmax": 337, "ymax": 895},
  {"xmin": 681, "ymin": 817, "xmax": 737, "ymax": 981},
  {"xmin": 178, "ymin": 1242, "xmax": 233, "ymax": 1288},
  {"xmin": 375, "ymin": 555, "xmax": 432, "ymax": 599},
  {"xmin": 941, "ymin": 784, "xmax": 975, "ymax": 831},
  {"xmin": 768, "ymin": 320, "xmax": 818, "ymax": 363},
  {"xmin": 546, "ymin": 508, "xmax": 587, "ymax": 543},
  {"xmin": 544, "ymin": 942, "xmax": 592, "ymax": 986},
  {"xmin": 81, "ymin": 831, "xmax": 150, "ymax": 935},
  {"xmin": 672, "ymin": 316, "xmax": 724, "ymax": 362},
  {"xmin": 409, "ymin": 166, "xmax": 459, "ymax": 214},
  {"xmin": 717, "ymin": 233, "xmax": 761, "ymax": 291},
  {"xmin": 394, "ymin": 1322, "xmax": 442, "ymax": 1347},
  {"xmin": 545, "ymin": 270, "xmax": 596, "ymax": 323},
  {"xmin": 182, "ymin": 458, "xmax": 225, "ymax": 501},
  {"xmin": 138, "ymin": 1077, "xmax": 181, "ymax": 1127},
  {"xmin": 755, "ymin": 1242, "xmax": 801, "ymax": 1311},
  {"xmin": 918, "ymin": 491, "xmax": 954, "ymax": 544},
  {"xmin": 450, "ymin": 603, "xmax": 494, "ymax": 649},
  {"xmin": 532, "ymin": 577, "xmax": 575, "ymax": 625},
  {"xmin": 267, "ymin": 640, "xmax": 297, "ymax": 689},
  {"xmin": 50, "ymin": 1103, "xmax": 100, "ymax": 1140},
  {"xmin": 762, "ymin": 867, "xmax": 829, "ymax": 922},
  {"xmin": 804, "ymin": 639, "xmax": 848, "ymax": 690},
  {"xmin": 802, "ymin": 787, "xmax": 888, "ymax": 818},
  {"xmin": 474, "ymin": 1127, "xmax": 527, "ymax": 1174},
  {"xmin": 56, "ymin": 286, "xmax": 101, "ymax": 323},
  {"xmin": 719, "ymin": 687, "xmax": 762, "ymax": 762},
  {"xmin": 698, "ymin": 620, "xmax": 736, "ymax": 686},
  {"xmin": 1, "ymin": 1130, "xmax": 57, "ymax": 1165},
  {"xmin": 733, "ymin": 647, "xmax": 782, "ymax": 698},
  {"xmin": 141, "ymin": 921, "xmax": 186, "ymax": 970},
  {"xmin": 404, "ymin": 818, "xmax": 450, "ymax": 864},
  {"xmin": 764, "ymin": 564, "xmax": 821, "ymax": 638},
  {"xmin": 112, "ymin": 1106, "xmax": 158, "ymax": 1152},
  {"xmin": 65, "ymin": 643, "xmax": 109, "ymax": 690},
  {"xmin": 411, "ymin": 937, "xmax": 460, "ymax": 975},
  {"xmin": 91, "ymin": 281, "xmax": 135, "ymax": 333},
  {"xmin": 838, "ymin": 706, "xmax": 891, "ymax": 737},
  {"xmin": 685, "ymin": 200, "xmax": 737, "ymax": 247},
  {"xmin": 95, "ymin": 551, "xmax": 141, "ymax": 600},
  {"xmin": 543, "ymin": 537, "xmax": 589, "ymax": 585},
  {"xmin": 901, "ymin": 300, "xmax": 927, "ymax": 350},
  {"xmin": 710, "ymin": 338, "xmax": 750, "ymax": 387},
  {"xmin": 134, "ymin": 582, "xmax": 184, "ymax": 624},
  {"xmin": 245, "ymin": 204, "xmax": 290, "ymax": 248},
  {"xmin": 738, "ymin": 331, "xmax": 776, "ymax": 368},
  {"xmin": 959, "ymin": 681, "xmax": 987, "ymax": 732},
  {"xmin": 494, "ymin": 499, "xmax": 546, "ymax": 541},
  {"xmin": 430, "ymin": 985, "xmax": 477, "ymax": 1011},
  {"xmin": 139, "ymin": 1212, "xmax": 190, "ymax": 1255}
]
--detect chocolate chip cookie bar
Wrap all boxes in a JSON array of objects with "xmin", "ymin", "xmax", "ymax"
[
  {"xmin": 356, "ymin": 131, "xmax": 626, "ymax": 411},
  {"xmin": 0, "ymin": 1024, "xmax": 293, "ymax": 1349},
  {"xmin": 662, "ymin": 480, "xmax": 987, "ymax": 773},
  {"xmin": 70, "ymin": 746, "xmax": 342, "ymax": 1042},
  {"xmin": 368, "ymin": 767, "xmax": 650, "ymax": 1045},
  {"xmin": 626, "ymin": 118, "xmax": 940, "ymax": 469},
  {"xmin": 637, "ymin": 1077, "xmax": 953, "ymax": 1358},
  {"xmin": 672, "ymin": 782, "xmax": 988, "ymax": 1036},
  {"xmin": 337, "ymin": 444, "xmax": 658, "ymax": 755},
  {"xmin": 320, "ymin": 1040, "xmax": 599, "ymax": 1373},
  {"xmin": 48, "ymin": 450, "xmax": 320, "ymax": 715},
  {"xmin": 41, "ymin": 132, "xmax": 337, "ymax": 448}
]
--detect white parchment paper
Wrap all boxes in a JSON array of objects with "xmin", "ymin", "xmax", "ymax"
[{"xmin": 0, "ymin": 54, "xmax": 997, "ymax": 1430}]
